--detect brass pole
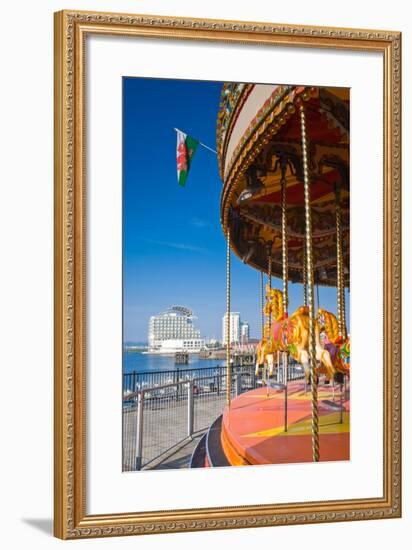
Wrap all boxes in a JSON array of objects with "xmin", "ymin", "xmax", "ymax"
[
  {"xmin": 335, "ymin": 183, "xmax": 347, "ymax": 339},
  {"xmin": 281, "ymin": 165, "xmax": 289, "ymax": 316},
  {"xmin": 226, "ymin": 228, "xmax": 231, "ymax": 406},
  {"xmin": 268, "ymin": 243, "xmax": 273, "ymax": 292},
  {"xmin": 260, "ymin": 271, "xmax": 264, "ymax": 339},
  {"xmin": 303, "ymin": 238, "xmax": 308, "ymax": 307},
  {"xmin": 268, "ymin": 251, "xmax": 272, "ymax": 291},
  {"xmin": 299, "ymin": 104, "xmax": 319, "ymax": 462},
  {"xmin": 267, "ymin": 251, "xmax": 272, "ymax": 391},
  {"xmin": 267, "ymin": 242, "xmax": 273, "ymax": 328},
  {"xmin": 341, "ymin": 282, "xmax": 347, "ymax": 338}
]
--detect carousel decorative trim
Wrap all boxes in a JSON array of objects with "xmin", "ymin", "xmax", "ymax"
[
  {"xmin": 54, "ymin": 10, "xmax": 401, "ymax": 539},
  {"xmin": 217, "ymin": 83, "xmax": 254, "ymax": 179},
  {"xmin": 221, "ymin": 85, "xmax": 301, "ymax": 180},
  {"xmin": 218, "ymin": 81, "xmax": 351, "ymax": 286},
  {"xmin": 220, "ymin": 89, "xmax": 314, "ymax": 232}
]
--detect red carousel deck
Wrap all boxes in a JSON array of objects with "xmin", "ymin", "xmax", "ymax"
[{"xmin": 221, "ymin": 380, "xmax": 349, "ymax": 466}]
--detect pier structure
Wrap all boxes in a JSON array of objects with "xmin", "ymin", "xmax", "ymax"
[{"xmin": 175, "ymin": 351, "xmax": 189, "ymax": 365}]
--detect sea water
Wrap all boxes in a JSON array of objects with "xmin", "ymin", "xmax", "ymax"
[{"xmin": 123, "ymin": 350, "xmax": 222, "ymax": 375}]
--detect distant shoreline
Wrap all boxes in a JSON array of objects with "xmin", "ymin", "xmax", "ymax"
[
  {"xmin": 142, "ymin": 350, "xmax": 201, "ymax": 356},
  {"xmin": 124, "ymin": 346, "xmax": 148, "ymax": 353}
]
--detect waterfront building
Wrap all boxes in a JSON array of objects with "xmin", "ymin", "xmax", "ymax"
[
  {"xmin": 240, "ymin": 322, "xmax": 250, "ymax": 344},
  {"xmin": 155, "ymin": 338, "xmax": 205, "ymax": 354},
  {"xmin": 222, "ymin": 312, "xmax": 240, "ymax": 344},
  {"xmin": 148, "ymin": 305, "xmax": 202, "ymax": 352},
  {"xmin": 222, "ymin": 312, "xmax": 250, "ymax": 344}
]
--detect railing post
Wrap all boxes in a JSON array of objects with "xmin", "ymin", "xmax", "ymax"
[
  {"xmin": 176, "ymin": 368, "xmax": 181, "ymax": 401},
  {"xmin": 235, "ymin": 372, "xmax": 242, "ymax": 396},
  {"xmin": 187, "ymin": 381, "xmax": 194, "ymax": 437},
  {"xmin": 135, "ymin": 392, "xmax": 144, "ymax": 471}
]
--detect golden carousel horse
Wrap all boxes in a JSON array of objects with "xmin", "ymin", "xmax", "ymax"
[
  {"xmin": 262, "ymin": 288, "xmax": 337, "ymax": 383},
  {"xmin": 255, "ymin": 321, "xmax": 277, "ymax": 376},
  {"xmin": 317, "ymin": 308, "xmax": 350, "ymax": 377},
  {"xmin": 255, "ymin": 285, "xmax": 283, "ymax": 377}
]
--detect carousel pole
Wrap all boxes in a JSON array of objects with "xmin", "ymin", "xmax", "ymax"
[
  {"xmin": 280, "ymin": 159, "xmax": 289, "ymax": 389},
  {"xmin": 267, "ymin": 242, "xmax": 273, "ymax": 292},
  {"xmin": 266, "ymin": 241, "xmax": 273, "ymax": 328},
  {"xmin": 299, "ymin": 103, "xmax": 319, "ymax": 462},
  {"xmin": 281, "ymin": 161, "xmax": 289, "ymax": 316},
  {"xmin": 266, "ymin": 243, "xmax": 272, "ymax": 389},
  {"xmin": 303, "ymin": 238, "xmax": 308, "ymax": 307},
  {"xmin": 260, "ymin": 271, "xmax": 264, "ymax": 339},
  {"xmin": 226, "ymin": 228, "xmax": 231, "ymax": 406},
  {"xmin": 335, "ymin": 183, "xmax": 347, "ymax": 339}
]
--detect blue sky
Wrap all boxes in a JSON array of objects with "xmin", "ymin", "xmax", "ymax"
[{"xmin": 123, "ymin": 77, "xmax": 349, "ymax": 342}]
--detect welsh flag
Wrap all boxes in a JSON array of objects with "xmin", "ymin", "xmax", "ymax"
[{"xmin": 175, "ymin": 129, "xmax": 199, "ymax": 187}]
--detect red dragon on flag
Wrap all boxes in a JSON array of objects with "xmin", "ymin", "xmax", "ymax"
[{"xmin": 175, "ymin": 129, "xmax": 199, "ymax": 187}]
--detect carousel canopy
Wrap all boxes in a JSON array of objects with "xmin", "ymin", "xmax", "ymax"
[{"xmin": 218, "ymin": 84, "xmax": 349, "ymax": 287}]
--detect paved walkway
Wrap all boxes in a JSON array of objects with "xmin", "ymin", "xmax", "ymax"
[
  {"xmin": 123, "ymin": 392, "xmax": 229, "ymax": 470},
  {"xmin": 151, "ymin": 433, "xmax": 205, "ymax": 470}
]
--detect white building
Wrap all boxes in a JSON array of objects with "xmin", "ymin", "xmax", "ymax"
[
  {"xmin": 240, "ymin": 322, "xmax": 250, "ymax": 344},
  {"xmin": 154, "ymin": 338, "xmax": 205, "ymax": 354},
  {"xmin": 222, "ymin": 312, "xmax": 250, "ymax": 344},
  {"xmin": 148, "ymin": 306, "xmax": 202, "ymax": 352},
  {"xmin": 222, "ymin": 312, "xmax": 240, "ymax": 344}
]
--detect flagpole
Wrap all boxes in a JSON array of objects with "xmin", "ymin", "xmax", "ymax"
[
  {"xmin": 198, "ymin": 141, "xmax": 217, "ymax": 155},
  {"xmin": 174, "ymin": 128, "xmax": 217, "ymax": 155}
]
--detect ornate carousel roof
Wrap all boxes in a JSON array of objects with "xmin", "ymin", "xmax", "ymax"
[{"xmin": 217, "ymin": 83, "xmax": 350, "ymax": 287}]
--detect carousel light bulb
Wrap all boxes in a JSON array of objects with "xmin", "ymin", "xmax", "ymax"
[
  {"xmin": 242, "ymin": 243, "xmax": 256, "ymax": 263},
  {"xmin": 237, "ymin": 189, "xmax": 253, "ymax": 204},
  {"xmin": 319, "ymin": 267, "xmax": 328, "ymax": 280}
]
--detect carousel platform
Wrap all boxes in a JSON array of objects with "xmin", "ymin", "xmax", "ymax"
[
  {"xmin": 191, "ymin": 379, "xmax": 349, "ymax": 468},
  {"xmin": 222, "ymin": 380, "xmax": 349, "ymax": 466}
]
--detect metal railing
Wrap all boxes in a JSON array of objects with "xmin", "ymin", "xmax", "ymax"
[
  {"xmin": 122, "ymin": 362, "xmax": 256, "ymax": 395},
  {"xmin": 122, "ymin": 363, "xmax": 305, "ymax": 471}
]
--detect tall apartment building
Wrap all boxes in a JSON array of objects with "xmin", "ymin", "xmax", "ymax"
[
  {"xmin": 222, "ymin": 312, "xmax": 250, "ymax": 344},
  {"xmin": 240, "ymin": 322, "xmax": 250, "ymax": 344}
]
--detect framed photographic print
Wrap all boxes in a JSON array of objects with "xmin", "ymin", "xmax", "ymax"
[{"xmin": 54, "ymin": 9, "xmax": 401, "ymax": 539}]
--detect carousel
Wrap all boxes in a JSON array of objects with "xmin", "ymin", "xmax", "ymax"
[{"xmin": 192, "ymin": 83, "xmax": 351, "ymax": 467}]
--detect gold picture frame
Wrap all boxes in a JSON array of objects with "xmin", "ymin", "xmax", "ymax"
[{"xmin": 54, "ymin": 9, "xmax": 401, "ymax": 539}]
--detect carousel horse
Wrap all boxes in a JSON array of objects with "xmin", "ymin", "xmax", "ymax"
[
  {"xmin": 265, "ymin": 288, "xmax": 336, "ymax": 384},
  {"xmin": 339, "ymin": 337, "xmax": 350, "ymax": 375},
  {"xmin": 255, "ymin": 322, "xmax": 277, "ymax": 376},
  {"xmin": 317, "ymin": 308, "xmax": 350, "ymax": 377},
  {"xmin": 255, "ymin": 285, "xmax": 285, "ymax": 377}
]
